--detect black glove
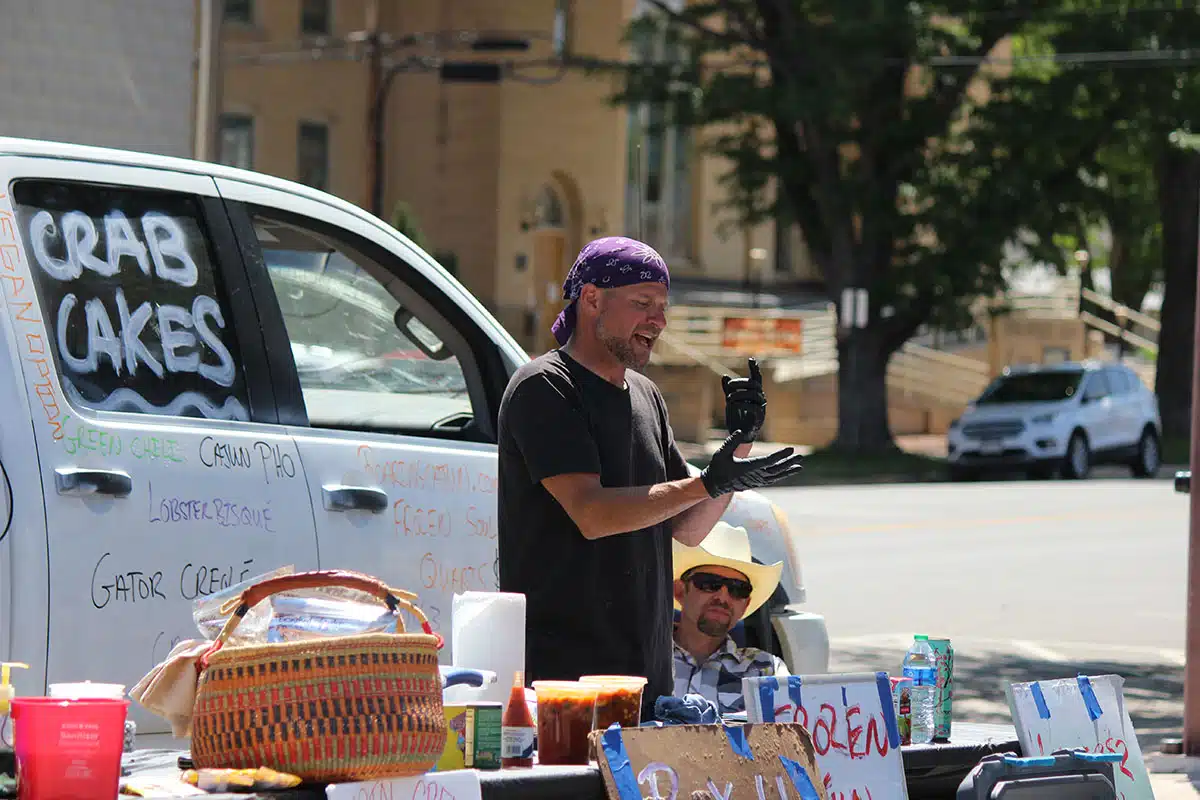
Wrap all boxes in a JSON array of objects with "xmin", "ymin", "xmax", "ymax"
[
  {"xmin": 722, "ymin": 358, "xmax": 767, "ymax": 442},
  {"xmin": 700, "ymin": 430, "xmax": 804, "ymax": 498}
]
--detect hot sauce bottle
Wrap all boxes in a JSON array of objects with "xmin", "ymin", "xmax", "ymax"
[{"xmin": 501, "ymin": 671, "xmax": 535, "ymax": 768}]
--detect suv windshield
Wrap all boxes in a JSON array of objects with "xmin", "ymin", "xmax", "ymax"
[{"xmin": 977, "ymin": 371, "xmax": 1083, "ymax": 404}]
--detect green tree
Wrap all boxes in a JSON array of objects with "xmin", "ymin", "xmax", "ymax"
[
  {"xmin": 389, "ymin": 201, "xmax": 429, "ymax": 252},
  {"xmin": 608, "ymin": 1, "xmax": 1113, "ymax": 453},
  {"xmin": 962, "ymin": 1, "xmax": 1200, "ymax": 440}
]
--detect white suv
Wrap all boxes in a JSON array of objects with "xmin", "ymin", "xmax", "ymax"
[{"xmin": 947, "ymin": 361, "xmax": 1161, "ymax": 480}]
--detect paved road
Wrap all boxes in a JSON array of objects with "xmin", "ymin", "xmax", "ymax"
[{"xmin": 763, "ymin": 478, "xmax": 1189, "ymax": 748}]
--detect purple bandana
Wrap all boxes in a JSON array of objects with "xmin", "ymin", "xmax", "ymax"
[{"xmin": 551, "ymin": 236, "xmax": 670, "ymax": 347}]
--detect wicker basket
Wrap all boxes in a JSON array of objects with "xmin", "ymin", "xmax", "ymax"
[{"xmin": 190, "ymin": 570, "xmax": 446, "ymax": 783}]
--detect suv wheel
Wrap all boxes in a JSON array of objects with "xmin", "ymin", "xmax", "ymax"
[
  {"xmin": 1061, "ymin": 432, "xmax": 1091, "ymax": 480},
  {"xmin": 1131, "ymin": 427, "xmax": 1161, "ymax": 478}
]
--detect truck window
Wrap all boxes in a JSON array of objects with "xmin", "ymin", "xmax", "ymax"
[
  {"xmin": 11, "ymin": 180, "xmax": 250, "ymax": 420},
  {"xmin": 245, "ymin": 209, "xmax": 477, "ymax": 434}
]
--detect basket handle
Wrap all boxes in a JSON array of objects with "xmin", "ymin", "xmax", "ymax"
[{"xmin": 206, "ymin": 570, "xmax": 441, "ymax": 656}]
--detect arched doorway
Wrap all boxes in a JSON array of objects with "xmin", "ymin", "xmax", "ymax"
[{"xmin": 531, "ymin": 176, "xmax": 582, "ymax": 353}]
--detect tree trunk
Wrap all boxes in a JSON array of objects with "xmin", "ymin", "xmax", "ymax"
[
  {"xmin": 1155, "ymin": 144, "xmax": 1200, "ymax": 441},
  {"xmin": 1109, "ymin": 225, "xmax": 1154, "ymax": 316},
  {"xmin": 830, "ymin": 326, "xmax": 897, "ymax": 453}
]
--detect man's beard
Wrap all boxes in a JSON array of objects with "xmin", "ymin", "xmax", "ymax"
[
  {"xmin": 696, "ymin": 607, "xmax": 735, "ymax": 637},
  {"xmin": 596, "ymin": 320, "xmax": 649, "ymax": 369}
]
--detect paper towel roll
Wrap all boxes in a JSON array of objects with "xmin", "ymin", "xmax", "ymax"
[{"xmin": 443, "ymin": 591, "xmax": 526, "ymax": 705}]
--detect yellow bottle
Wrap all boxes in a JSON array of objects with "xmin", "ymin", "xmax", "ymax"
[{"xmin": 1, "ymin": 662, "xmax": 30, "ymax": 748}]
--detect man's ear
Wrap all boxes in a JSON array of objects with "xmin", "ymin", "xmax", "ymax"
[
  {"xmin": 673, "ymin": 579, "xmax": 686, "ymax": 605},
  {"xmin": 579, "ymin": 283, "xmax": 602, "ymax": 315}
]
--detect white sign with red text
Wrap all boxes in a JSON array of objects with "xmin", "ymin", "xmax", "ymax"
[
  {"xmin": 325, "ymin": 769, "xmax": 482, "ymax": 800},
  {"xmin": 1006, "ymin": 674, "xmax": 1151, "ymax": 800},
  {"xmin": 743, "ymin": 672, "xmax": 908, "ymax": 800}
]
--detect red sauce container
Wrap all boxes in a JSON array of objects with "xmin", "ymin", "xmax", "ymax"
[
  {"xmin": 579, "ymin": 675, "xmax": 647, "ymax": 730},
  {"xmin": 531, "ymin": 681, "xmax": 599, "ymax": 766}
]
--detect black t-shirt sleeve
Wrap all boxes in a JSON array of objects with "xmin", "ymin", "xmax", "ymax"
[
  {"xmin": 506, "ymin": 372, "xmax": 602, "ymax": 482},
  {"xmin": 655, "ymin": 385, "xmax": 691, "ymax": 482}
]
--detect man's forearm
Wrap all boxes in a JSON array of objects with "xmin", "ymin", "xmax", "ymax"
[
  {"xmin": 574, "ymin": 476, "xmax": 711, "ymax": 540},
  {"xmin": 671, "ymin": 492, "xmax": 733, "ymax": 546},
  {"xmin": 670, "ymin": 441, "xmax": 751, "ymax": 546}
]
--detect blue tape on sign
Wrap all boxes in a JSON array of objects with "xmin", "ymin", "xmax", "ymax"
[
  {"xmin": 1072, "ymin": 750, "xmax": 1122, "ymax": 763},
  {"xmin": 1077, "ymin": 676, "xmax": 1103, "ymax": 721},
  {"xmin": 779, "ymin": 756, "xmax": 821, "ymax": 800},
  {"xmin": 1030, "ymin": 682, "xmax": 1052, "ymax": 720},
  {"xmin": 724, "ymin": 725, "xmax": 755, "ymax": 760},
  {"xmin": 1003, "ymin": 755, "xmax": 1056, "ymax": 768},
  {"xmin": 787, "ymin": 676, "xmax": 803, "ymax": 719},
  {"xmin": 759, "ymin": 676, "xmax": 778, "ymax": 723},
  {"xmin": 875, "ymin": 672, "xmax": 900, "ymax": 750},
  {"xmin": 600, "ymin": 724, "xmax": 642, "ymax": 800},
  {"xmin": 842, "ymin": 686, "xmax": 848, "ymax": 706}
]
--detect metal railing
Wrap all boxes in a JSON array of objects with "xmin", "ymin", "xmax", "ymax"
[
  {"xmin": 887, "ymin": 342, "xmax": 992, "ymax": 407},
  {"xmin": 1079, "ymin": 287, "xmax": 1160, "ymax": 356}
]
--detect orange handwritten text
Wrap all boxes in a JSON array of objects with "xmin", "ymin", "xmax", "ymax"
[
  {"xmin": 466, "ymin": 505, "xmax": 495, "ymax": 539},
  {"xmin": 359, "ymin": 445, "xmax": 496, "ymax": 495},
  {"xmin": 419, "ymin": 553, "xmax": 492, "ymax": 593},
  {"xmin": 393, "ymin": 500, "xmax": 452, "ymax": 538},
  {"xmin": 0, "ymin": 201, "xmax": 65, "ymax": 440}
]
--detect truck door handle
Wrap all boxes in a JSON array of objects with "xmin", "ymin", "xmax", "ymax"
[
  {"xmin": 322, "ymin": 485, "xmax": 389, "ymax": 514},
  {"xmin": 54, "ymin": 467, "xmax": 133, "ymax": 498}
]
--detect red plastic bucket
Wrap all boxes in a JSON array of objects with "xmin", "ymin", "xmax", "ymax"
[{"xmin": 10, "ymin": 697, "xmax": 128, "ymax": 800}]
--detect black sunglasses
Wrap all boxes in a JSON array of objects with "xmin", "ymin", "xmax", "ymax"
[{"xmin": 686, "ymin": 571, "xmax": 753, "ymax": 601}]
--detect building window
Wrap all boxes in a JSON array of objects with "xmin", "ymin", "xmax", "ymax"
[
  {"xmin": 223, "ymin": 0, "xmax": 253, "ymax": 24},
  {"xmin": 301, "ymin": 0, "xmax": 331, "ymax": 35},
  {"xmin": 298, "ymin": 122, "xmax": 329, "ymax": 191},
  {"xmin": 552, "ymin": 0, "xmax": 572, "ymax": 58},
  {"xmin": 218, "ymin": 114, "xmax": 254, "ymax": 169},
  {"xmin": 625, "ymin": 12, "xmax": 692, "ymax": 258}
]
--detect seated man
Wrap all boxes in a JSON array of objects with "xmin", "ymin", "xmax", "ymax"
[{"xmin": 672, "ymin": 521, "xmax": 789, "ymax": 715}]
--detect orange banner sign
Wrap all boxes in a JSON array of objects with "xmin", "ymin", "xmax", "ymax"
[{"xmin": 721, "ymin": 317, "xmax": 803, "ymax": 356}]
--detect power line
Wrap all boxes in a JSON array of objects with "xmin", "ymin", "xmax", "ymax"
[
  {"xmin": 618, "ymin": 45, "xmax": 1200, "ymax": 75},
  {"xmin": 939, "ymin": 1, "xmax": 1199, "ymax": 23}
]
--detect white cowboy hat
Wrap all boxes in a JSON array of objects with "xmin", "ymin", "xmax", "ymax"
[{"xmin": 672, "ymin": 521, "xmax": 783, "ymax": 618}]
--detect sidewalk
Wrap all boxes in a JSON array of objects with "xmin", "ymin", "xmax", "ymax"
[
  {"xmin": 1153, "ymin": 773, "xmax": 1199, "ymax": 799},
  {"xmin": 1147, "ymin": 754, "xmax": 1200, "ymax": 799}
]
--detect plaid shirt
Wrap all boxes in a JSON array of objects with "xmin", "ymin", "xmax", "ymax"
[{"xmin": 672, "ymin": 634, "xmax": 790, "ymax": 715}]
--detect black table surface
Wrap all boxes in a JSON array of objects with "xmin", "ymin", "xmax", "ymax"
[{"xmin": 1, "ymin": 722, "xmax": 1021, "ymax": 800}]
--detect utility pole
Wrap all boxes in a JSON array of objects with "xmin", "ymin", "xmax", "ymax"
[
  {"xmin": 194, "ymin": 0, "xmax": 222, "ymax": 162},
  {"xmin": 1184, "ymin": 192, "xmax": 1200, "ymax": 756}
]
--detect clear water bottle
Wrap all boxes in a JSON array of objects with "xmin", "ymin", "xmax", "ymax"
[{"xmin": 902, "ymin": 635, "xmax": 937, "ymax": 745}]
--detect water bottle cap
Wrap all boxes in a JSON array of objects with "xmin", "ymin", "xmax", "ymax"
[{"xmin": 914, "ymin": 634, "xmax": 928, "ymax": 641}]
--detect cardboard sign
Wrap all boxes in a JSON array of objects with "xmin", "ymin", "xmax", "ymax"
[
  {"xmin": 1006, "ymin": 674, "xmax": 1152, "ymax": 800},
  {"xmin": 325, "ymin": 769, "xmax": 481, "ymax": 800},
  {"xmin": 743, "ymin": 673, "xmax": 907, "ymax": 800},
  {"xmin": 592, "ymin": 723, "xmax": 827, "ymax": 800},
  {"xmin": 722, "ymin": 317, "xmax": 803, "ymax": 356}
]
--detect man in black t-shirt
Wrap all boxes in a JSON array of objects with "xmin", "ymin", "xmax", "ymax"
[{"xmin": 497, "ymin": 236, "xmax": 803, "ymax": 717}]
